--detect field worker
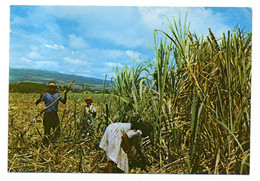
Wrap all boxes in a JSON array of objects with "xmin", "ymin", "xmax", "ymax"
[
  {"xmin": 99, "ymin": 121, "xmax": 153, "ymax": 173},
  {"xmin": 35, "ymin": 81, "xmax": 67, "ymax": 146},
  {"xmin": 84, "ymin": 96, "xmax": 96, "ymax": 121}
]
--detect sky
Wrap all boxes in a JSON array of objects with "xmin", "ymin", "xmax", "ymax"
[{"xmin": 9, "ymin": 6, "xmax": 252, "ymax": 80}]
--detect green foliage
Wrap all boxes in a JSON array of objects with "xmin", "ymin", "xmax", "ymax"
[
  {"xmin": 108, "ymin": 13, "xmax": 251, "ymax": 174},
  {"xmin": 9, "ymin": 82, "xmax": 47, "ymax": 93}
]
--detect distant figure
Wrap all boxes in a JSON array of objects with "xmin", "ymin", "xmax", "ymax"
[
  {"xmin": 99, "ymin": 122, "xmax": 153, "ymax": 173},
  {"xmin": 35, "ymin": 81, "xmax": 67, "ymax": 146},
  {"xmin": 84, "ymin": 96, "xmax": 96, "ymax": 122}
]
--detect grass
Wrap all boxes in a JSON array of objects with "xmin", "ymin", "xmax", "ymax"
[{"xmin": 8, "ymin": 93, "xmax": 106, "ymax": 173}]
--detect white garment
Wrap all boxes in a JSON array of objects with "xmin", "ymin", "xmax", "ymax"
[
  {"xmin": 84, "ymin": 105, "xmax": 96, "ymax": 119},
  {"xmin": 126, "ymin": 130, "xmax": 142, "ymax": 138},
  {"xmin": 99, "ymin": 123, "xmax": 141, "ymax": 173}
]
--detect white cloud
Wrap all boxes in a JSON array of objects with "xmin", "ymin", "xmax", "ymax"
[
  {"xmin": 44, "ymin": 43, "xmax": 64, "ymax": 50},
  {"xmin": 63, "ymin": 57, "xmax": 86, "ymax": 65},
  {"xmin": 139, "ymin": 7, "xmax": 171, "ymax": 30},
  {"xmin": 11, "ymin": 6, "xmax": 234, "ymax": 50},
  {"xmin": 101, "ymin": 31, "xmax": 147, "ymax": 49},
  {"xmin": 27, "ymin": 51, "xmax": 42, "ymax": 59},
  {"xmin": 49, "ymin": 6, "xmax": 149, "ymax": 49},
  {"xmin": 125, "ymin": 50, "xmax": 142, "ymax": 59},
  {"xmin": 34, "ymin": 61, "xmax": 58, "ymax": 68},
  {"xmin": 139, "ymin": 7, "xmax": 231, "ymax": 38},
  {"xmin": 187, "ymin": 8, "xmax": 231, "ymax": 37},
  {"xmin": 11, "ymin": 16, "xmax": 26, "ymax": 26},
  {"xmin": 21, "ymin": 57, "xmax": 31, "ymax": 63},
  {"xmin": 44, "ymin": 6, "xmax": 91, "ymax": 20},
  {"xmin": 105, "ymin": 62, "xmax": 123, "ymax": 68},
  {"xmin": 85, "ymin": 48, "xmax": 126, "ymax": 61},
  {"xmin": 68, "ymin": 34, "xmax": 89, "ymax": 49}
]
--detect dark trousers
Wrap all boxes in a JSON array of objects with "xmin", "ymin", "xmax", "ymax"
[{"xmin": 42, "ymin": 111, "xmax": 60, "ymax": 145}]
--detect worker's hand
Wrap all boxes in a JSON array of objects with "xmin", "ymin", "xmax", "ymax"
[
  {"xmin": 63, "ymin": 85, "xmax": 69, "ymax": 93},
  {"xmin": 36, "ymin": 92, "xmax": 44, "ymax": 105},
  {"xmin": 127, "ymin": 149, "xmax": 134, "ymax": 159},
  {"xmin": 40, "ymin": 92, "xmax": 44, "ymax": 98}
]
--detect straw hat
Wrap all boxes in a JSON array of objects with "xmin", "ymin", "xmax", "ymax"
[
  {"xmin": 85, "ymin": 96, "xmax": 93, "ymax": 102},
  {"xmin": 48, "ymin": 81, "xmax": 57, "ymax": 87}
]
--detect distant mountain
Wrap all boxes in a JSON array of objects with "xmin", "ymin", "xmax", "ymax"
[{"xmin": 9, "ymin": 68, "xmax": 113, "ymax": 88}]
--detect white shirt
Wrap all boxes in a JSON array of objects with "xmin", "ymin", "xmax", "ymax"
[
  {"xmin": 99, "ymin": 123, "xmax": 142, "ymax": 173},
  {"xmin": 84, "ymin": 104, "xmax": 96, "ymax": 119}
]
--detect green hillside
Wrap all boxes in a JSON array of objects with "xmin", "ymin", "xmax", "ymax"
[{"xmin": 9, "ymin": 68, "xmax": 113, "ymax": 92}]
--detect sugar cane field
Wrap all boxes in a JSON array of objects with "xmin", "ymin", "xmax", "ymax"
[{"xmin": 8, "ymin": 17, "xmax": 251, "ymax": 174}]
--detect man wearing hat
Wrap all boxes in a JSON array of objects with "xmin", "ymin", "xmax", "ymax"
[
  {"xmin": 84, "ymin": 96, "xmax": 96, "ymax": 121},
  {"xmin": 35, "ymin": 81, "xmax": 67, "ymax": 145}
]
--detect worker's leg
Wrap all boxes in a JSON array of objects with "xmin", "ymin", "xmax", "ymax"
[
  {"xmin": 52, "ymin": 112, "xmax": 60, "ymax": 140},
  {"xmin": 108, "ymin": 161, "xmax": 113, "ymax": 173},
  {"xmin": 43, "ymin": 113, "xmax": 51, "ymax": 146}
]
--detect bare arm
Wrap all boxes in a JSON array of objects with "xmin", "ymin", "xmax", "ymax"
[
  {"xmin": 61, "ymin": 92, "xmax": 67, "ymax": 104},
  {"xmin": 121, "ymin": 133, "xmax": 134, "ymax": 158},
  {"xmin": 35, "ymin": 92, "xmax": 44, "ymax": 105}
]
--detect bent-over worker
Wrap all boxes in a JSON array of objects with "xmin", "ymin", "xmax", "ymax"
[{"xmin": 99, "ymin": 121, "xmax": 153, "ymax": 173}]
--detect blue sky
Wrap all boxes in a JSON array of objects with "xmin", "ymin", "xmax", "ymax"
[{"xmin": 9, "ymin": 6, "xmax": 252, "ymax": 80}]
